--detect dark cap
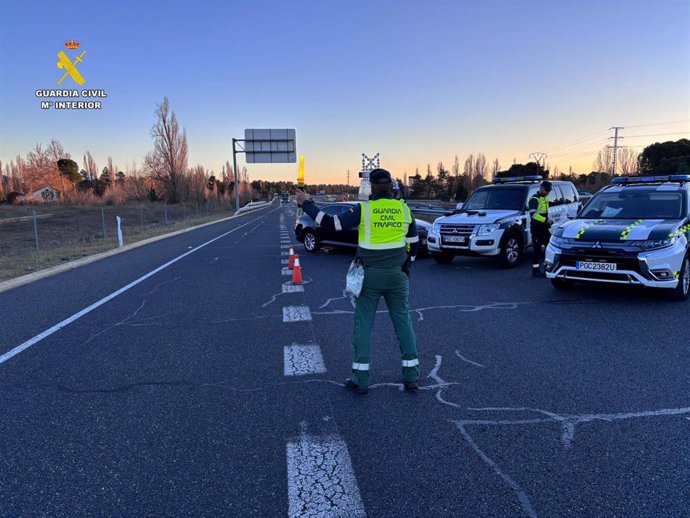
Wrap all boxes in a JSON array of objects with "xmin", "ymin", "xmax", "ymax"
[
  {"xmin": 541, "ymin": 180, "xmax": 553, "ymax": 191},
  {"xmin": 369, "ymin": 168, "xmax": 392, "ymax": 185}
]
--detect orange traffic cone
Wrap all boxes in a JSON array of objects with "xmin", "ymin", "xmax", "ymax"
[
  {"xmin": 292, "ymin": 255, "xmax": 303, "ymax": 284},
  {"xmin": 288, "ymin": 247, "xmax": 296, "ymax": 269}
]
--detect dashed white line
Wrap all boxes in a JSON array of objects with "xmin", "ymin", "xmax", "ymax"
[
  {"xmin": 284, "ymin": 345, "xmax": 327, "ymax": 376},
  {"xmin": 282, "ymin": 268, "xmax": 293, "ymax": 276},
  {"xmin": 287, "ymin": 423, "xmax": 366, "ymax": 518},
  {"xmin": 283, "ymin": 284, "xmax": 304, "ymax": 293},
  {"xmin": 283, "ymin": 306, "xmax": 312, "ymax": 322}
]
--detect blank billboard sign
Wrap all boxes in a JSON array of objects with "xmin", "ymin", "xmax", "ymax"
[{"xmin": 244, "ymin": 129, "xmax": 296, "ymax": 163}]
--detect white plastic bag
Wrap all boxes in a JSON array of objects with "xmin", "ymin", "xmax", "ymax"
[{"xmin": 345, "ymin": 258, "xmax": 364, "ymax": 297}]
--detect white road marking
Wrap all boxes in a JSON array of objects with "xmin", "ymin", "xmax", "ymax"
[
  {"xmin": 284, "ymin": 345, "xmax": 327, "ymax": 376},
  {"xmin": 281, "ymin": 244, "xmax": 291, "ymax": 248},
  {"xmin": 287, "ymin": 423, "xmax": 366, "ymax": 518},
  {"xmin": 283, "ymin": 306, "xmax": 312, "ymax": 322},
  {"xmin": 455, "ymin": 350, "xmax": 485, "ymax": 368},
  {"xmin": 283, "ymin": 284, "xmax": 304, "ymax": 293},
  {"xmin": 281, "ymin": 259, "xmax": 289, "ymax": 265},
  {"xmin": 0, "ymin": 211, "xmax": 276, "ymax": 366},
  {"xmin": 282, "ymin": 268, "xmax": 293, "ymax": 276}
]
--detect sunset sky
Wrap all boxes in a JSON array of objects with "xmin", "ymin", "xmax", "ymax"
[{"xmin": 1, "ymin": 0, "xmax": 689, "ymax": 185}]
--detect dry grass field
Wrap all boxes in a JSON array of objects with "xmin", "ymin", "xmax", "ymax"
[{"xmin": 0, "ymin": 201, "xmax": 235, "ymax": 282}]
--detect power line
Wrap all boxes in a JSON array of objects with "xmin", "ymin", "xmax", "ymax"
[
  {"xmin": 540, "ymin": 130, "xmax": 610, "ymax": 154},
  {"xmin": 619, "ymin": 131, "xmax": 690, "ymax": 139},
  {"xmin": 622, "ymin": 119, "xmax": 690, "ymax": 129},
  {"xmin": 547, "ymin": 139, "xmax": 610, "ymax": 158}
]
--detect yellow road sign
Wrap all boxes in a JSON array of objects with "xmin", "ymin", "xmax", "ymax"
[{"xmin": 57, "ymin": 50, "xmax": 86, "ymax": 86}]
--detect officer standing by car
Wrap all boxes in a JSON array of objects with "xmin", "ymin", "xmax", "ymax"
[
  {"xmin": 294, "ymin": 169, "xmax": 420, "ymax": 394},
  {"xmin": 529, "ymin": 180, "xmax": 554, "ymax": 277}
]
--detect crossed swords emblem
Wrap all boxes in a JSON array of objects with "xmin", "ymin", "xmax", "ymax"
[{"xmin": 57, "ymin": 50, "xmax": 86, "ymax": 86}]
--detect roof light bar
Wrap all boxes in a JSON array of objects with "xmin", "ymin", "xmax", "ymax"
[
  {"xmin": 611, "ymin": 174, "xmax": 690, "ymax": 185},
  {"xmin": 491, "ymin": 175, "xmax": 543, "ymax": 184}
]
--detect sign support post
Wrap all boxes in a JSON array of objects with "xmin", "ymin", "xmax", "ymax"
[{"xmin": 231, "ymin": 129, "xmax": 296, "ymax": 213}]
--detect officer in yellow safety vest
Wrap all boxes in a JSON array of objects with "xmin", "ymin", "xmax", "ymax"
[
  {"xmin": 295, "ymin": 169, "xmax": 420, "ymax": 395},
  {"xmin": 528, "ymin": 180, "xmax": 554, "ymax": 277}
]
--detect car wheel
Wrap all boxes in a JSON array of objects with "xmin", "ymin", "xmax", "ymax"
[
  {"xmin": 431, "ymin": 251, "xmax": 454, "ymax": 264},
  {"xmin": 551, "ymin": 278, "xmax": 574, "ymax": 290},
  {"xmin": 668, "ymin": 254, "xmax": 689, "ymax": 301},
  {"xmin": 498, "ymin": 233, "xmax": 523, "ymax": 268},
  {"xmin": 303, "ymin": 230, "xmax": 320, "ymax": 253}
]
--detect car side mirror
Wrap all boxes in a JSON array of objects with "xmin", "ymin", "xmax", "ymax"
[{"xmin": 455, "ymin": 202, "xmax": 464, "ymax": 210}]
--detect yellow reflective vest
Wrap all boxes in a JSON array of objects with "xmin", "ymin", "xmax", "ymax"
[
  {"xmin": 358, "ymin": 199, "xmax": 412, "ymax": 250},
  {"xmin": 530, "ymin": 195, "xmax": 549, "ymax": 224}
]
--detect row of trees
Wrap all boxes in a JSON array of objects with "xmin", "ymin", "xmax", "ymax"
[
  {"xmin": 0, "ymin": 97, "xmax": 254, "ymax": 206},
  {"xmin": 2, "ymin": 95, "xmax": 688, "ymax": 206},
  {"xmin": 404, "ymin": 139, "xmax": 690, "ymax": 201}
]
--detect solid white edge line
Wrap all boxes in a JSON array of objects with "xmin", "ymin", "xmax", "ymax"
[{"xmin": 0, "ymin": 210, "xmax": 276, "ymax": 366}]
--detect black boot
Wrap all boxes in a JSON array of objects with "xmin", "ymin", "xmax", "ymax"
[
  {"xmin": 403, "ymin": 380, "xmax": 418, "ymax": 392},
  {"xmin": 344, "ymin": 378, "xmax": 368, "ymax": 395}
]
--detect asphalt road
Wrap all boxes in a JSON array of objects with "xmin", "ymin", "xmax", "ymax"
[{"xmin": 1, "ymin": 201, "xmax": 688, "ymax": 517}]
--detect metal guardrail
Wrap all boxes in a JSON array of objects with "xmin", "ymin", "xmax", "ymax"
[
  {"xmin": 407, "ymin": 200, "xmax": 455, "ymax": 222},
  {"xmin": 236, "ymin": 199, "xmax": 275, "ymax": 214}
]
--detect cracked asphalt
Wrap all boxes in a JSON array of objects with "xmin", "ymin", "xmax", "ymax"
[{"xmin": 1, "ymin": 201, "xmax": 689, "ymax": 517}]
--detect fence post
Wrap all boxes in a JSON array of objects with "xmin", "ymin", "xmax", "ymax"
[
  {"xmin": 116, "ymin": 216, "xmax": 124, "ymax": 247},
  {"xmin": 32, "ymin": 209, "xmax": 40, "ymax": 253},
  {"xmin": 101, "ymin": 206, "xmax": 106, "ymax": 239}
]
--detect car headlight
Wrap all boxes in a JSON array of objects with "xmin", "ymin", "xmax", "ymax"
[
  {"xmin": 550, "ymin": 236, "xmax": 573, "ymax": 248},
  {"xmin": 631, "ymin": 236, "xmax": 677, "ymax": 250},
  {"xmin": 431, "ymin": 222, "xmax": 441, "ymax": 234},
  {"xmin": 476, "ymin": 224, "xmax": 499, "ymax": 235}
]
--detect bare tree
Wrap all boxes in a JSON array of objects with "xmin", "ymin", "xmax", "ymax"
[
  {"xmin": 617, "ymin": 148, "xmax": 639, "ymax": 176},
  {"xmin": 474, "ymin": 153, "xmax": 487, "ymax": 180},
  {"xmin": 83, "ymin": 151, "xmax": 98, "ymax": 180},
  {"xmin": 491, "ymin": 158, "xmax": 500, "ymax": 177},
  {"xmin": 144, "ymin": 97, "xmax": 188, "ymax": 203},
  {"xmin": 452, "ymin": 155, "xmax": 460, "ymax": 178},
  {"xmin": 226, "ymin": 161, "xmax": 234, "ymax": 204},
  {"xmin": 10, "ymin": 156, "xmax": 25, "ymax": 192},
  {"xmin": 25, "ymin": 143, "xmax": 62, "ymax": 192},
  {"xmin": 107, "ymin": 156, "xmax": 116, "ymax": 182},
  {"xmin": 463, "ymin": 154, "xmax": 474, "ymax": 187},
  {"xmin": 594, "ymin": 147, "xmax": 614, "ymax": 173}
]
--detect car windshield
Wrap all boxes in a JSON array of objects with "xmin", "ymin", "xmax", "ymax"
[
  {"xmin": 463, "ymin": 187, "xmax": 526, "ymax": 211},
  {"xmin": 579, "ymin": 188, "xmax": 684, "ymax": 220}
]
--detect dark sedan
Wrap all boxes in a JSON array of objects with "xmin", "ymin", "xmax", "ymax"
[{"xmin": 294, "ymin": 202, "xmax": 429, "ymax": 254}]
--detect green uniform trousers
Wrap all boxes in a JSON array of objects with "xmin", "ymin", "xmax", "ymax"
[{"xmin": 351, "ymin": 266, "xmax": 419, "ymax": 387}]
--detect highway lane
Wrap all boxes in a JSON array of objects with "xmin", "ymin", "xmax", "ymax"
[
  {"xmin": 1, "ymin": 201, "xmax": 689, "ymax": 517},
  {"xmin": 0, "ymin": 205, "xmax": 281, "ymax": 360}
]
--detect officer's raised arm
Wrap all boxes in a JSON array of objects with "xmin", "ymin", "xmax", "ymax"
[{"xmin": 294, "ymin": 188, "xmax": 361, "ymax": 231}]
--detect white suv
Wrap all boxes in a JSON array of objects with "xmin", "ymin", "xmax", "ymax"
[
  {"xmin": 427, "ymin": 176, "xmax": 580, "ymax": 267},
  {"xmin": 546, "ymin": 174, "xmax": 690, "ymax": 301}
]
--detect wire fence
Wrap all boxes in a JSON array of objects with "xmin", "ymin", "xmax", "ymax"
[{"xmin": 0, "ymin": 199, "xmax": 236, "ymax": 280}]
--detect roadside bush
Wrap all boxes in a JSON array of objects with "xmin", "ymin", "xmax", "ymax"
[{"xmin": 6, "ymin": 192, "xmax": 24, "ymax": 204}]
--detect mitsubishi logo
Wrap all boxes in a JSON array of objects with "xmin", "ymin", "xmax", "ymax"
[{"xmin": 592, "ymin": 241, "xmax": 602, "ymax": 249}]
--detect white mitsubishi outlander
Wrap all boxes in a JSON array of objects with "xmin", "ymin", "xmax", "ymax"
[{"xmin": 427, "ymin": 176, "xmax": 580, "ymax": 267}]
